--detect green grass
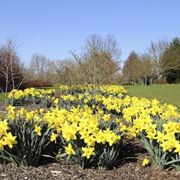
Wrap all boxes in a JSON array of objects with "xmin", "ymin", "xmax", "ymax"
[{"xmin": 125, "ymin": 84, "xmax": 180, "ymax": 111}]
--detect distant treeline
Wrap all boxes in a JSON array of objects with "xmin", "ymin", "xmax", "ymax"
[
  {"xmin": 122, "ymin": 38, "xmax": 180, "ymax": 85},
  {"xmin": 0, "ymin": 35, "xmax": 180, "ymax": 93}
]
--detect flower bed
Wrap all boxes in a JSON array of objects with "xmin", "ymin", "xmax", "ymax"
[{"xmin": 0, "ymin": 85, "xmax": 179, "ymax": 172}]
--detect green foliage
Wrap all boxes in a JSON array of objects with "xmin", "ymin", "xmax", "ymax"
[
  {"xmin": 161, "ymin": 37, "xmax": 180, "ymax": 83},
  {"xmin": 140, "ymin": 130, "xmax": 180, "ymax": 170},
  {"xmin": 140, "ymin": 133, "xmax": 168, "ymax": 169},
  {"xmin": 95, "ymin": 142, "xmax": 122, "ymax": 169}
]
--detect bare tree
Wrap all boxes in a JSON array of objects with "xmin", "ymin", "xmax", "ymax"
[
  {"xmin": 28, "ymin": 53, "xmax": 51, "ymax": 81},
  {"xmin": 0, "ymin": 40, "xmax": 24, "ymax": 92},
  {"xmin": 71, "ymin": 34, "xmax": 121, "ymax": 88},
  {"xmin": 49, "ymin": 59, "xmax": 81, "ymax": 86},
  {"xmin": 148, "ymin": 39, "xmax": 169, "ymax": 79}
]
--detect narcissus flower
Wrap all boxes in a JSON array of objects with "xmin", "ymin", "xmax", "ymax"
[
  {"xmin": 65, "ymin": 144, "xmax": 75, "ymax": 156},
  {"xmin": 50, "ymin": 132, "xmax": 58, "ymax": 143},
  {"xmin": 82, "ymin": 146, "xmax": 95, "ymax": 159},
  {"xmin": 34, "ymin": 125, "xmax": 41, "ymax": 136},
  {"xmin": 142, "ymin": 157, "xmax": 150, "ymax": 166}
]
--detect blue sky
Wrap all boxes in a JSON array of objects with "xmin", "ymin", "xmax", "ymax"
[{"xmin": 0, "ymin": 0, "xmax": 180, "ymax": 65}]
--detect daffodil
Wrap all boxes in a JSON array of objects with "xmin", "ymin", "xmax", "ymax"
[
  {"xmin": 65, "ymin": 144, "xmax": 75, "ymax": 156},
  {"xmin": 82, "ymin": 146, "xmax": 95, "ymax": 159},
  {"xmin": 2, "ymin": 132, "xmax": 17, "ymax": 148},
  {"xmin": 142, "ymin": 157, "xmax": 150, "ymax": 166},
  {"xmin": 34, "ymin": 125, "xmax": 41, "ymax": 136},
  {"xmin": 50, "ymin": 132, "xmax": 58, "ymax": 143}
]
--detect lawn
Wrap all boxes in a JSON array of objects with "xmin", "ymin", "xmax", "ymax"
[{"xmin": 125, "ymin": 84, "xmax": 180, "ymax": 111}]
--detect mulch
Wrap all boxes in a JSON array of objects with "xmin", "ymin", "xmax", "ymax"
[{"xmin": 0, "ymin": 158, "xmax": 180, "ymax": 180}]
